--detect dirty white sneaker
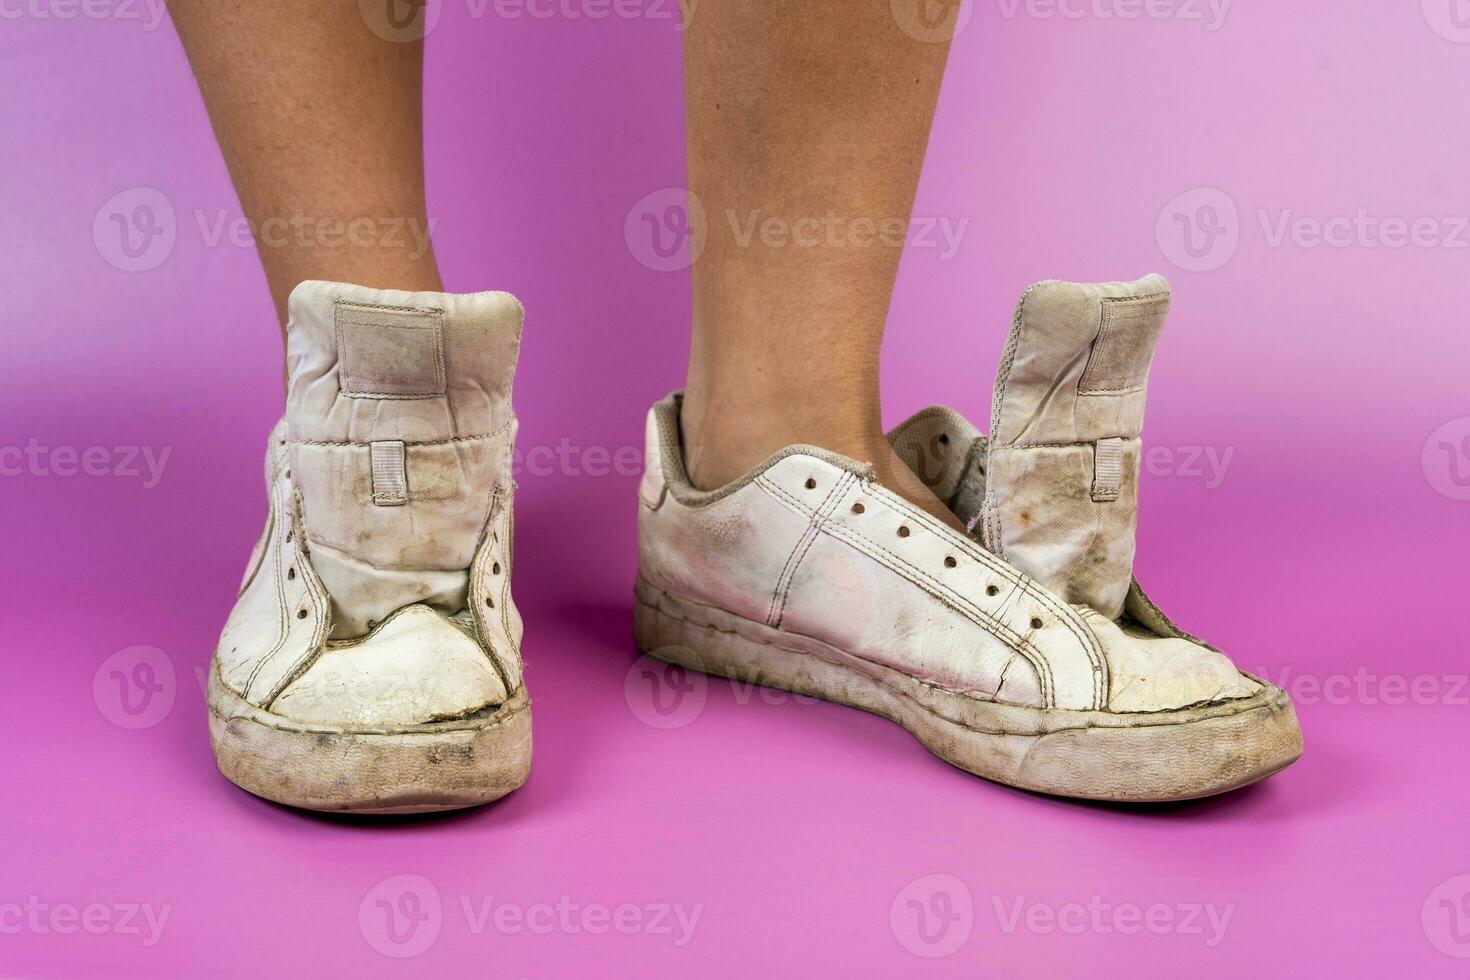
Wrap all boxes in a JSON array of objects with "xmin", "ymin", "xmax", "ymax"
[
  {"xmin": 208, "ymin": 281, "xmax": 531, "ymax": 813},
  {"xmin": 634, "ymin": 275, "xmax": 1302, "ymax": 802}
]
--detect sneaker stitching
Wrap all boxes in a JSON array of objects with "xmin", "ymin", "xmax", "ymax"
[
  {"xmin": 755, "ymin": 474, "xmax": 1059, "ymax": 708},
  {"xmin": 766, "ymin": 472, "xmax": 852, "ymax": 627}
]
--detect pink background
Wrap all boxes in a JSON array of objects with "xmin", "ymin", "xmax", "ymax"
[{"xmin": 4, "ymin": 1, "xmax": 1469, "ymax": 976}]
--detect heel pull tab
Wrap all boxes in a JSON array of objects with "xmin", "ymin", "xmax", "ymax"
[
  {"xmin": 370, "ymin": 441, "xmax": 409, "ymax": 507},
  {"xmin": 1091, "ymin": 437, "xmax": 1125, "ymax": 503}
]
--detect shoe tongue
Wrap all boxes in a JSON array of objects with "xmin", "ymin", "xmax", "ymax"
[{"xmin": 980, "ymin": 275, "xmax": 1170, "ymax": 619}]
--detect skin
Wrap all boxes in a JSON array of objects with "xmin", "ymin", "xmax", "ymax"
[
  {"xmin": 168, "ymin": 0, "xmax": 443, "ymax": 325},
  {"xmin": 167, "ymin": 0, "xmax": 963, "ymax": 527},
  {"xmin": 680, "ymin": 0, "xmax": 962, "ymax": 528}
]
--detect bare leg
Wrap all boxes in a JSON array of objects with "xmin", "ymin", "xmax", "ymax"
[
  {"xmin": 168, "ymin": 1, "xmax": 442, "ymax": 328},
  {"xmin": 680, "ymin": 0, "xmax": 963, "ymax": 529}
]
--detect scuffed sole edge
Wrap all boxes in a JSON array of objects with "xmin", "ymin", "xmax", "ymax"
[
  {"xmin": 634, "ymin": 578, "xmax": 1302, "ymax": 803},
  {"xmin": 207, "ymin": 663, "xmax": 532, "ymax": 814}
]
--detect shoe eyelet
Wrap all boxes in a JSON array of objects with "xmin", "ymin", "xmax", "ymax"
[
  {"xmin": 897, "ymin": 525, "xmax": 911, "ymax": 538},
  {"xmin": 986, "ymin": 585, "xmax": 999, "ymax": 597},
  {"xmin": 492, "ymin": 562, "xmax": 501, "ymax": 576},
  {"xmin": 296, "ymin": 609, "xmax": 308, "ymax": 620},
  {"xmin": 944, "ymin": 556, "xmax": 957, "ymax": 568},
  {"xmin": 805, "ymin": 478, "xmax": 817, "ymax": 490},
  {"xmin": 1030, "ymin": 617, "xmax": 1044, "ymax": 630},
  {"xmin": 851, "ymin": 502, "xmax": 865, "ymax": 515},
  {"xmin": 287, "ymin": 567, "xmax": 296, "ymax": 580},
  {"xmin": 485, "ymin": 596, "xmax": 495, "ymax": 608}
]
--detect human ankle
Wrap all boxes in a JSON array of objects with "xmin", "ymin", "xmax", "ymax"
[
  {"xmin": 264, "ymin": 254, "xmax": 442, "ymax": 326},
  {"xmin": 679, "ymin": 388, "xmax": 882, "ymax": 491},
  {"xmin": 681, "ymin": 410, "xmax": 967, "ymax": 533}
]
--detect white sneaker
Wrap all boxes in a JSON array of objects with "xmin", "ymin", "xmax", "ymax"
[
  {"xmin": 634, "ymin": 275, "xmax": 1302, "ymax": 802},
  {"xmin": 208, "ymin": 281, "xmax": 531, "ymax": 813}
]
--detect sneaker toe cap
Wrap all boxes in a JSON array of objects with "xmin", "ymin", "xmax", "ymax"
[
  {"xmin": 1087, "ymin": 613, "xmax": 1261, "ymax": 713},
  {"xmin": 269, "ymin": 605, "xmax": 510, "ymax": 727}
]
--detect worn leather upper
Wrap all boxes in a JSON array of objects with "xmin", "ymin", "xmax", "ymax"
[
  {"xmin": 213, "ymin": 282, "xmax": 525, "ymax": 725},
  {"xmin": 637, "ymin": 275, "xmax": 1260, "ymax": 715}
]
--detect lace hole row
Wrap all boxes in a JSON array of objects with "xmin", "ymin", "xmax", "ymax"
[{"xmin": 846, "ymin": 496, "xmax": 1035, "ymax": 625}]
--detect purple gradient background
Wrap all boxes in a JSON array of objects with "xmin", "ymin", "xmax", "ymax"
[{"xmin": 3, "ymin": 1, "xmax": 1469, "ymax": 976}]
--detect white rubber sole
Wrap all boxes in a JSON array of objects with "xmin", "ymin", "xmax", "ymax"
[
  {"xmin": 207, "ymin": 662, "xmax": 532, "ymax": 814},
  {"xmin": 634, "ymin": 576, "xmax": 1302, "ymax": 803}
]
